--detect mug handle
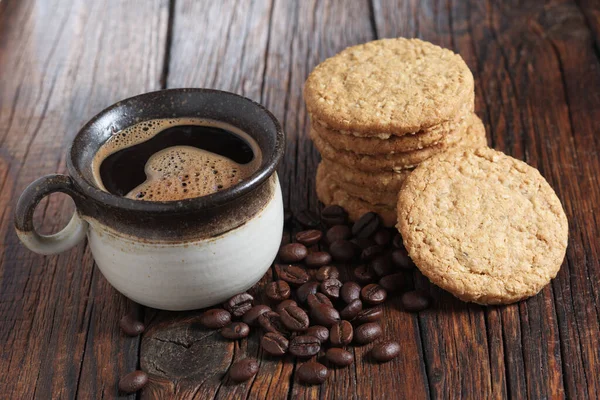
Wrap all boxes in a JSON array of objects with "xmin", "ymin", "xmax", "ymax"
[{"xmin": 15, "ymin": 174, "xmax": 89, "ymax": 255}]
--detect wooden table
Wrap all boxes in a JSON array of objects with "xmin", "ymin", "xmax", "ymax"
[{"xmin": 1, "ymin": 0, "xmax": 599, "ymax": 398}]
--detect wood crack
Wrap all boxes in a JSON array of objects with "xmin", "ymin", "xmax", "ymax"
[{"xmin": 160, "ymin": 0, "xmax": 176, "ymax": 89}]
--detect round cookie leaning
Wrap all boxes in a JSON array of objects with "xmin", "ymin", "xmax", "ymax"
[{"xmin": 396, "ymin": 147, "xmax": 569, "ymax": 304}]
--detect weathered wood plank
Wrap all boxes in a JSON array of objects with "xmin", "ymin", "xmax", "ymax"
[{"xmin": 0, "ymin": 0, "xmax": 168, "ymax": 398}]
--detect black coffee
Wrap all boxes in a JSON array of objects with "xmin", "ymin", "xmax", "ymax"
[{"xmin": 92, "ymin": 118, "xmax": 261, "ymax": 200}]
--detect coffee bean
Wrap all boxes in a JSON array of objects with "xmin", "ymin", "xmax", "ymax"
[
  {"xmin": 296, "ymin": 209, "xmax": 320, "ymax": 228},
  {"xmin": 320, "ymin": 278, "xmax": 343, "ymax": 299},
  {"xmin": 306, "ymin": 325, "xmax": 329, "ymax": 343},
  {"xmin": 391, "ymin": 248, "xmax": 416, "ymax": 269},
  {"xmin": 297, "ymin": 362, "xmax": 328, "ymax": 384},
  {"xmin": 361, "ymin": 284, "xmax": 387, "ymax": 305},
  {"xmin": 321, "ymin": 205, "xmax": 348, "ymax": 226},
  {"xmin": 119, "ymin": 313, "xmax": 145, "ymax": 337},
  {"xmin": 371, "ymin": 341, "xmax": 401, "ymax": 362},
  {"xmin": 277, "ymin": 264, "xmax": 309, "ymax": 286},
  {"xmin": 229, "ymin": 358, "xmax": 259, "ymax": 382},
  {"xmin": 310, "ymin": 305, "xmax": 341, "ymax": 327},
  {"xmin": 370, "ymin": 254, "xmax": 394, "ymax": 277},
  {"xmin": 284, "ymin": 208, "xmax": 293, "ymax": 225},
  {"xmin": 199, "ymin": 308, "xmax": 232, "ymax": 329},
  {"xmin": 265, "ymin": 280, "xmax": 291, "ymax": 302},
  {"xmin": 325, "ymin": 225, "xmax": 351, "ymax": 244},
  {"xmin": 315, "ymin": 266, "xmax": 339, "ymax": 282},
  {"xmin": 258, "ymin": 311, "xmax": 288, "ymax": 335},
  {"xmin": 352, "ymin": 212, "xmax": 380, "ymax": 238},
  {"xmin": 330, "ymin": 320, "xmax": 353, "ymax": 346},
  {"xmin": 261, "ymin": 332, "xmax": 289, "ymax": 356},
  {"xmin": 379, "ymin": 273, "xmax": 407, "ymax": 292},
  {"xmin": 296, "ymin": 230, "xmax": 322, "ymax": 246},
  {"xmin": 353, "ymin": 265, "xmax": 375, "ymax": 284},
  {"xmin": 353, "ymin": 307, "xmax": 384, "ymax": 325},
  {"xmin": 289, "ymin": 335, "xmax": 321, "ymax": 357},
  {"xmin": 354, "ymin": 322, "xmax": 382, "ymax": 344},
  {"xmin": 220, "ymin": 322, "xmax": 250, "ymax": 340},
  {"xmin": 279, "ymin": 243, "xmax": 308, "ymax": 263},
  {"xmin": 392, "ymin": 233, "xmax": 403, "ymax": 248},
  {"xmin": 118, "ymin": 370, "xmax": 148, "ymax": 393},
  {"xmin": 280, "ymin": 305, "xmax": 310, "ymax": 331},
  {"xmin": 401, "ymin": 290, "xmax": 432, "ymax": 312},
  {"xmin": 296, "ymin": 281, "xmax": 319, "ymax": 303},
  {"xmin": 329, "ymin": 240, "xmax": 355, "ymax": 262},
  {"xmin": 340, "ymin": 282, "xmax": 361, "ymax": 303},
  {"xmin": 326, "ymin": 348, "xmax": 354, "ymax": 367},
  {"xmin": 361, "ymin": 245, "xmax": 384, "ymax": 262},
  {"xmin": 350, "ymin": 237, "xmax": 375, "ymax": 251},
  {"xmin": 223, "ymin": 293, "xmax": 254, "ymax": 317},
  {"xmin": 340, "ymin": 299, "xmax": 363, "ymax": 321},
  {"xmin": 275, "ymin": 299, "xmax": 297, "ymax": 314},
  {"xmin": 373, "ymin": 229, "xmax": 392, "ymax": 246},
  {"xmin": 243, "ymin": 305, "xmax": 271, "ymax": 326},
  {"xmin": 305, "ymin": 251, "xmax": 332, "ymax": 268},
  {"xmin": 307, "ymin": 293, "xmax": 334, "ymax": 309}
]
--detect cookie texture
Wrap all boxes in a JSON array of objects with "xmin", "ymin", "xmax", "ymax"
[
  {"xmin": 397, "ymin": 147, "xmax": 568, "ymax": 304},
  {"xmin": 316, "ymin": 165, "xmax": 396, "ymax": 226},
  {"xmin": 321, "ymin": 159, "xmax": 411, "ymax": 192},
  {"xmin": 304, "ymin": 38, "xmax": 475, "ymax": 135},
  {"xmin": 312, "ymin": 114, "xmax": 487, "ymax": 171}
]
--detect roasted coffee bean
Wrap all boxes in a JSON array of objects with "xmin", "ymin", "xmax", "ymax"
[
  {"xmin": 320, "ymin": 278, "xmax": 343, "ymax": 299},
  {"xmin": 329, "ymin": 320, "xmax": 353, "ymax": 346},
  {"xmin": 354, "ymin": 322, "xmax": 382, "ymax": 344},
  {"xmin": 224, "ymin": 293, "xmax": 254, "ymax": 317},
  {"xmin": 316, "ymin": 265, "xmax": 339, "ymax": 282},
  {"xmin": 353, "ymin": 307, "xmax": 384, "ymax": 325},
  {"xmin": 326, "ymin": 348, "xmax": 354, "ymax": 367},
  {"xmin": 305, "ymin": 251, "xmax": 332, "ymax": 269},
  {"xmin": 391, "ymin": 248, "xmax": 416, "ymax": 269},
  {"xmin": 340, "ymin": 282, "xmax": 361, "ymax": 303},
  {"xmin": 371, "ymin": 341, "xmax": 401, "ymax": 362},
  {"xmin": 307, "ymin": 293, "xmax": 334, "ymax": 309},
  {"xmin": 280, "ymin": 305, "xmax": 310, "ymax": 331},
  {"xmin": 297, "ymin": 362, "xmax": 328, "ymax": 384},
  {"xmin": 329, "ymin": 240, "xmax": 355, "ymax": 262},
  {"xmin": 353, "ymin": 265, "xmax": 375, "ymax": 284},
  {"xmin": 119, "ymin": 313, "xmax": 145, "ymax": 337},
  {"xmin": 276, "ymin": 299, "xmax": 297, "ymax": 314},
  {"xmin": 118, "ymin": 370, "xmax": 148, "ymax": 393},
  {"xmin": 352, "ymin": 212, "xmax": 380, "ymax": 238},
  {"xmin": 379, "ymin": 273, "xmax": 407, "ymax": 292},
  {"xmin": 361, "ymin": 284, "xmax": 387, "ymax": 305},
  {"xmin": 289, "ymin": 335, "xmax": 321, "ymax": 357},
  {"xmin": 243, "ymin": 305, "xmax": 271, "ymax": 326},
  {"xmin": 373, "ymin": 229, "xmax": 392, "ymax": 246},
  {"xmin": 310, "ymin": 305, "xmax": 341, "ymax": 327},
  {"xmin": 401, "ymin": 290, "xmax": 432, "ymax": 312},
  {"xmin": 277, "ymin": 264, "xmax": 310, "ymax": 286},
  {"xmin": 370, "ymin": 254, "xmax": 394, "ymax": 277},
  {"xmin": 340, "ymin": 299, "xmax": 363, "ymax": 321},
  {"xmin": 279, "ymin": 243, "xmax": 308, "ymax": 263},
  {"xmin": 258, "ymin": 311, "xmax": 288, "ymax": 335},
  {"xmin": 296, "ymin": 282, "xmax": 319, "ymax": 303},
  {"xmin": 361, "ymin": 245, "xmax": 384, "ymax": 262},
  {"xmin": 325, "ymin": 225, "xmax": 352, "ymax": 244},
  {"xmin": 229, "ymin": 358, "xmax": 259, "ymax": 382},
  {"xmin": 266, "ymin": 280, "xmax": 291, "ymax": 302},
  {"xmin": 199, "ymin": 308, "xmax": 232, "ymax": 329},
  {"xmin": 392, "ymin": 233, "xmax": 404, "ymax": 249},
  {"xmin": 261, "ymin": 332, "xmax": 289, "ymax": 356},
  {"xmin": 296, "ymin": 230, "xmax": 322, "ymax": 246},
  {"xmin": 306, "ymin": 325, "xmax": 329, "ymax": 343},
  {"xmin": 321, "ymin": 205, "xmax": 348, "ymax": 226},
  {"xmin": 296, "ymin": 209, "xmax": 320, "ymax": 228},
  {"xmin": 220, "ymin": 322, "xmax": 250, "ymax": 340},
  {"xmin": 350, "ymin": 237, "xmax": 375, "ymax": 251}
]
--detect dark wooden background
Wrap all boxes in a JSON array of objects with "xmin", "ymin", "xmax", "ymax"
[{"xmin": 1, "ymin": 0, "xmax": 599, "ymax": 398}]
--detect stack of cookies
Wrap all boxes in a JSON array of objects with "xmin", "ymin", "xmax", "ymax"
[{"xmin": 304, "ymin": 38, "xmax": 487, "ymax": 226}]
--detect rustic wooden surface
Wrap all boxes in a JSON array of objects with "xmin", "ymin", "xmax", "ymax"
[{"xmin": 0, "ymin": 0, "xmax": 599, "ymax": 398}]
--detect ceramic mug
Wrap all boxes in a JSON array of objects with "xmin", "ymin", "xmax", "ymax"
[{"xmin": 15, "ymin": 89, "xmax": 285, "ymax": 311}]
